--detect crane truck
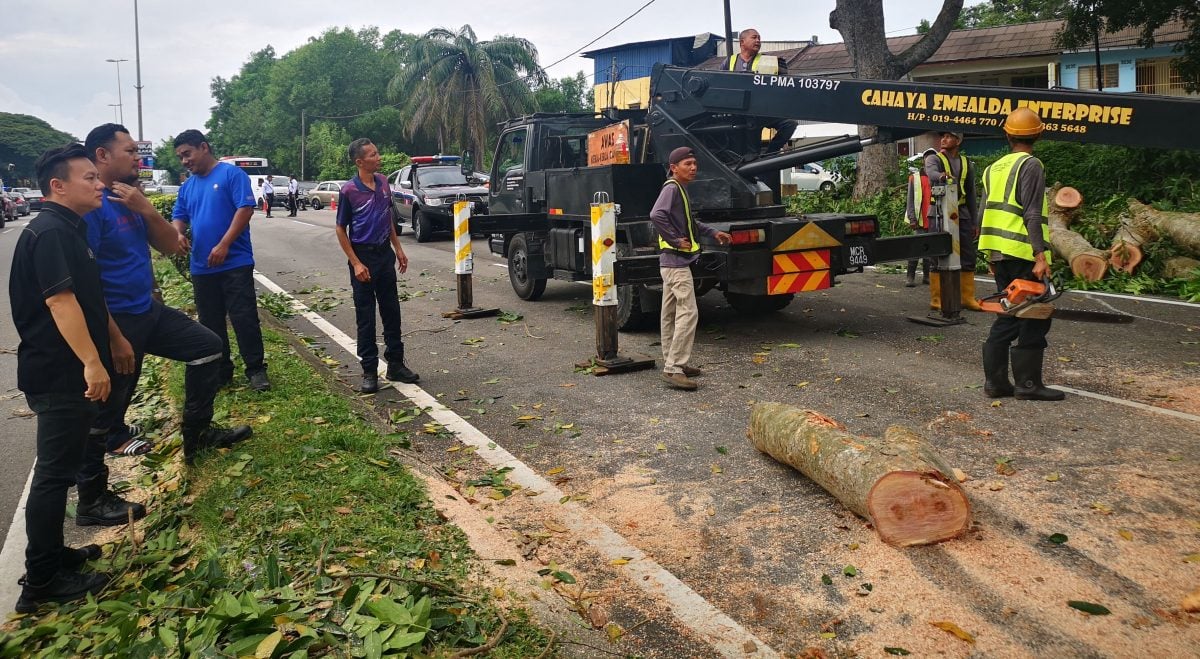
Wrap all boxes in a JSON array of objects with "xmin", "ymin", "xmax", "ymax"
[{"xmin": 463, "ymin": 63, "xmax": 1200, "ymax": 330}]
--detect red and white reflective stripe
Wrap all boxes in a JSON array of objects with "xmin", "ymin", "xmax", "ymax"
[{"xmin": 453, "ymin": 201, "xmax": 473, "ymax": 275}]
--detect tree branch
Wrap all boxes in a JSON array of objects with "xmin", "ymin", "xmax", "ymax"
[{"xmin": 894, "ymin": 0, "xmax": 964, "ymax": 75}]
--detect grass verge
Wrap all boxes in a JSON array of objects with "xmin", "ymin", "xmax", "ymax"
[{"xmin": 0, "ymin": 259, "xmax": 549, "ymax": 657}]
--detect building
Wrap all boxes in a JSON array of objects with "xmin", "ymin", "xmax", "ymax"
[{"xmin": 582, "ymin": 34, "xmax": 721, "ymax": 110}]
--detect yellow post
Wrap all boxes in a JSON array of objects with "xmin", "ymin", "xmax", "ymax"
[{"xmin": 442, "ymin": 199, "xmax": 498, "ymax": 320}]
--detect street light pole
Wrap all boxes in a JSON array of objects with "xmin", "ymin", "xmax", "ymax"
[
  {"xmin": 300, "ymin": 109, "xmax": 306, "ymax": 181},
  {"xmin": 134, "ymin": 0, "xmax": 144, "ymax": 139},
  {"xmin": 106, "ymin": 58, "xmax": 129, "ymax": 125},
  {"xmin": 108, "ymin": 103, "xmax": 121, "ymax": 122}
]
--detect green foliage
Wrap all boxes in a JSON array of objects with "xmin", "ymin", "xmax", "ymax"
[
  {"xmin": 1, "ymin": 266, "xmax": 549, "ymax": 656},
  {"xmin": 147, "ymin": 193, "xmax": 176, "ymax": 218},
  {"xmin": 534, "ymin": 72, "xmax": 591, "ymax": 113},
  {"xmin": 0, "ymin": 112, "xmax": 78, "ymax": 184},
  {"xmin": 1033, "ymin": 141, "xmax": 1200, "ymax": 210},
  {"xmin": 152, "ymin": 139, "xmax": 184, "ymax": 184},
  {"xmin": 389, "ymin": 25, "xmax": 548, "ymax": 159},
  {"xmin": 959, "ymin": 0, "xmax": 1069, "ymax": 28}
]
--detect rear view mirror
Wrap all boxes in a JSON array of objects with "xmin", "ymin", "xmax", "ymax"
[{"xmin": 460, "ymin": 150, "xmax": 474, "ymax": 177}]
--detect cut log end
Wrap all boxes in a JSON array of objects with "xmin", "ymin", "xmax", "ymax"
[
  {"xmin": 867, "ymin": 471, "xmax": 971, "ymax": 547},
  {"xmin": 1070, "ymin": 254, "xmax": 1109, "ymax": 282},
  {"xmin": 1054, "ymin": 186, "xmax": 1082, "ymax": 210},
  {"xmin": 1109, "ymin": 241, "xmax": 1144, "ymax": 274}
]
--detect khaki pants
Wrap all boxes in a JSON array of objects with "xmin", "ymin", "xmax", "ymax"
[{"xmin": 660, "ymin": 266, "xmax": 698, "ymax": 374}]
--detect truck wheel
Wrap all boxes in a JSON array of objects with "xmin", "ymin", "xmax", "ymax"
[
  {"xmin": 414, "ymin": 210, "xmax": 434, "ymax": 243},
  {"xmin": 311, "ymin": 198, "xmax": 322, "ymax": 210},
  {"xmin": 508, "ymin": 234, "xmax": 546, "ymax": 300},
  {"xmin": 615, "ymin": 244, "xmax": 656, "ymax": 331},
  {"xmin": 724, "ymin": 292, "xmax": 794, "ymax": 314}
]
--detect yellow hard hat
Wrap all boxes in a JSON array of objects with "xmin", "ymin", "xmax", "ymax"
[{"xmin": 1003, "ymin": 107, "xmax": 1044, "ymax": 137}]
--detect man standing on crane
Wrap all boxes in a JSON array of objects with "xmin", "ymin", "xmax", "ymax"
[
  {"xmin": 727, "ymin": 28, "xmax": 797, "ymax": 155},
  {"xmin": 651, "ymin": 147, "xmax": 731, "ymax": 391},
  {"xmin": 925, "ymin": 131, "xmax": 982, "ymax": 311},
  {"xmin": 979, "ymin": 108, "xmax": 1063, "ymax": 402}
]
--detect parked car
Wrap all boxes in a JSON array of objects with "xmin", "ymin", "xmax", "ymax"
[
  {"xmin": 1, "ymin": 193, "xmax": 14, "ymax": 227},
  {"xmin": 782, "ymin": 162, "xmax": 841, "ymax": 192},
  {"xmin": 22, "ymin": 189, "xmax": 45, "ymax": 211},
  {"xmin": 7, "ymin": 192, "xmax": 30, "ymax": 216},
  {"xmin": 389, "ymin": 156, "xmax": 489, "ymax": 242},
  {"xmin": 307, "ymin": 180, "xmax": 345, "ymax": 210}
]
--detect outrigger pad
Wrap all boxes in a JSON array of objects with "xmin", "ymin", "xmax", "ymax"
[{"xmin": 575, "ymin": 354, "xmax": 656, "ymax": 377}]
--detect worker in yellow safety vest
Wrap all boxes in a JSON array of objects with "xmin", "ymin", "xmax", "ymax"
[
  {"xmin": 727, "ymin": 28, "xmax": 796, "ymax": 154},
  {"xmin": 924, "ymin": 131, "xmax": 982, "ymax": 311},
  {"xmin": 978, "ymin": 107, "xmax": 1063, "ymax": 402}
]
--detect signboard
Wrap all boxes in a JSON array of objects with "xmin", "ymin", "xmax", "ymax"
[
  {"xmin": 140, "ymin": 156, "xmax": 155, "ymax": 169},
  {"xmin": 587, "ymin": 121, "xmax": 631, "ymax": 167},
  {"xmin": 138, "ymin": 169, "xmax": 153, "ymax": 180},
  {"xmin": 136, "ymin": 141, "xmax": 154, "ymax": 158}
]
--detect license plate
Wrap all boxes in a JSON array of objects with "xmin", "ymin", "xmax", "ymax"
[{"xmin": 848, "ymin": 244, "xmax": 869, "ymax": 266}]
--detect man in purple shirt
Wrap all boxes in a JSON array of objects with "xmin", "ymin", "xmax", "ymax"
[
  {"xmin": 650, "ymin": 147, "xmax": 731, "ymax": 390},
  {"xmin": 335, "ymin": 139, "xmax": 418, "ymax": 393}
]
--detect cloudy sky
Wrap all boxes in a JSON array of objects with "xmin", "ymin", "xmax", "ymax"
[{"xmin": 2, "ymin": 0, "xmax": 951, "ymax": 146}]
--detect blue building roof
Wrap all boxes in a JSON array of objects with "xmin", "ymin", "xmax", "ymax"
[{"xmin": 583, "ymin": 33, "xmax": 720, "ymax": 83}]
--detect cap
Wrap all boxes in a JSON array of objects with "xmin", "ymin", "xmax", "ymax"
[
  {"xmin": 941, "ymin": 131, "xmax": 964, "ymax": 141},
  {"xmin": 668, "ymin": 147, "xmax": 696, "ymax": 165}
]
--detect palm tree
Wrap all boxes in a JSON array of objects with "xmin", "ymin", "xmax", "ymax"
[{"xmin": 389, "ymin": 25, "xmax": 547, "ymax": 157}]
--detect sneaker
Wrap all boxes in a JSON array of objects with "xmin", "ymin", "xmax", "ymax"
[
  {"xmin": 76, "ymin": 491, "xmax": 147, "ymax": 527},
  {"xmin": 184, "ymin": 424, "xmax": 253, "ymax": 465},
  {"xmin": 661, "ymin": 371, "xmax": 698, "ymax": 391},
  {"xmin": 248, "ymin": 371, "xmax": 271, "ymax": 392},
  {"xmin": 385, "ymin": 363, "xmax": 420, "ymax": 384},
  {"xmin": 15, "ymin": 570, "xmax": 110, "ymax": 614},
  {"xmin": 681, "ymin": 365, "xmax": 703, "ymax": 377},
  {"xmin": 61, "ymin": 544, "xmax": 102, "ymax": 569},
  {"xmin": 361, "ymin": 374, "xmax": 379, "ymax": 394}
]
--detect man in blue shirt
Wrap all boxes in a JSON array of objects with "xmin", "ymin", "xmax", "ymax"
[
  {"xmin": 171, "ymin": 129, "xmax": 271, "ymax": 392},
  {"xmin": 335, "ymin": 138, "xmax": 418, "ymax": 393},
  {"xmin": 82, "ymin": 124, "xmax": 251, "ymax": 477}
]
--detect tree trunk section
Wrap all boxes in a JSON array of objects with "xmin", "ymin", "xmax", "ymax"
[
  {"xmin": 747, "ymin": 402, "xmax": 971, "ymax": 547},
  {"xmin": 1046, "ymin": 187, "xmax": 1107, "ymax": 281},
  {"xmin": 1128, "ymin": 199, "xmax": 1200, "ymax": 258},
  {"xmin": 1164, "ymin": 256, "xmax": 1200, "ymax": 280},
  {"xmin": 1108, "ymin": 218, "xmax": 1149, "ymax": 274}
]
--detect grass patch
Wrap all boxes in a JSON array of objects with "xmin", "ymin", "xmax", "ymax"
[{"xmin": 1, "ymin": 261, "xmax": 549, "ymax": 657}]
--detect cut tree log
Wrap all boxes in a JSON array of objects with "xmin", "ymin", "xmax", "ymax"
[
  {"xmin": 1047, "ymin": 185, "xmax": 1107, "ymax": 281},
  {"xmin": 747, "ymin": 402, "xmax": 970, "ymax": 547},
  {"xmin": 1164, "ymin": 256, "xmax": 1200, "ymax": 280},
  {"xmin": 1109, "ymin": 216, "xmax": 1151, "ymax": 274},
  {"xmin": 1127, "ymin": 199, "xmax": 1200, "ymax": 258}
]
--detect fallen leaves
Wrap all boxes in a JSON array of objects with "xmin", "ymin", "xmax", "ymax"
[
  {"xmin": 1045, "ymin": 472, "xmax": 1061, "ymax": 482},
  {"xmin": 994, "ymin": 456, "xmax": 1016, "ymax": 476},
  {"xmin": 1091, "ymin": 502, "xmax": 1114, "ymax": 515},
  {"xmin": 1048, "ymin": 533, "xmax": 1069, "ymax": 545},
  {"xmin": 1118, "ymin": 529, "xmax": 1134, "ymax": 541},
  {"xmin": 1067, "ymin": 601, "xmax": 1111, "ymax": 616},
  {"xmin": 929, "ymin": 620, "xmax": 975, "ymax": 644}
]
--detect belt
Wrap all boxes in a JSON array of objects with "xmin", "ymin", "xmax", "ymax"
[{"xmin": 351, "ymin": 242, "xmax": 390, "ymax": 252}]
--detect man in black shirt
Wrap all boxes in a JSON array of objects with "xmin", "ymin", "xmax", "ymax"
[{"xmin": 9, "ymin": 144, "xmax": 113, "ymax": 612}]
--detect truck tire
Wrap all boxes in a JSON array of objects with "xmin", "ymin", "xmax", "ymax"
[
  {"xmin": 311, "ymin": 198, "xmax": 322, "ymax": 210},
  {"xmin": 615, "ymin": 244, "xmax": 656, "ymax": 331},
  {"xmin": 413, "ymin": 209, "xmax": 434, "ymax": 243},
  {"xmin": 724, "ymin": 292, "xmax": 794, "ymax": 314},
  {"xmin": 508, "ymin": 234, "xmax": 546, "ymax": 300}
]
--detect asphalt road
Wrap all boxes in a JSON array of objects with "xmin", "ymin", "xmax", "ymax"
[{"xmin": 3, "ymin": 205, "xmax": 1197, "ymax": 654}]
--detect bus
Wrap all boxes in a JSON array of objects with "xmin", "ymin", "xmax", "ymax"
[{"xmin": 219, "ymin": 156, "xmax": 270, "ymax": 177}]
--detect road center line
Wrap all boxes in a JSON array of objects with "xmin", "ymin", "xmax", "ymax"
[{"xmin": 252, "ymin": 270, "xmax": 778, "ymax": 658}]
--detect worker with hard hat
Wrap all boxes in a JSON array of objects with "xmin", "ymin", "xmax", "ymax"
[
  {"xmin": 924, "ymin": 131, "xmax": 982, "ymax": 311},
  {"xmin": 978, "ymin": 107, "xmax": 1063, "ymax": 402}
]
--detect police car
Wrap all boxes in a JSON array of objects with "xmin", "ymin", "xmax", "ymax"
[{"xmin": 389, "ymin": 156, "xmax": 489, "ymax": 243}]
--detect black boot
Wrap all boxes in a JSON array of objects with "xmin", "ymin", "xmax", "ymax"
[
  {"xmin": 61, "ymin": 544, "xmax": 102, "ymax": 569},
  {"xmin": 15, "ymin": 571, "xmax": 110, "ymax": 614},
  {"xmin": 361, "ymin": 373, "xmax": 379, "ymax": 394},
  {"xmin": 982, "ymin": 343, "xmax": 1014, "ymax": 398},
  {"xmin": 183, "ymin": 424, "xmax": 253, "ymax": 465},
  {"xmin": 386, "ymin": 361, "xmax": 419, "ymax": 384},
  {"xmin": 905, "ymin": 260, "xmax": 917, "ymax": 287},
  {"xmin": 76, "ymin": 475, "xmax": 146, "ymax": 527},
  {"xmin": 1011, "ymin": 347, "xmax": 1065, "ymax": 401}
]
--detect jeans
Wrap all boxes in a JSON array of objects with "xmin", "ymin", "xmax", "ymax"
[
  {"xmin": 349, "ymin": 244, "xmax": 405, "ymax": 373},
  {"xmin": 659, "ymin": 266, "xmax": 698, "ymax": 374},
  {"xmin": 985, "ymin": 258, "xmax": 1052, "ymax": 350},
  {"xmin": 79, "ymin": 301, "xmax": 223, "ymax": 482},
  {"xmin": 192, "ymin": 265, "xmax": 266, "ymax": 381},
  {"xmin": 25, "ymin": 392, "xmax": 97, "ymax": 584}
]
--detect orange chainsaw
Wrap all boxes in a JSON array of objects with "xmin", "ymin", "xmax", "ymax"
[{"xmin": 978, "ymin": 277, "xmax": 1134, "ymax": 323}]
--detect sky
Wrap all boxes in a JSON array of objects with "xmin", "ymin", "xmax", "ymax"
[{"xmin": 0, "ymin": 0, "xmax": 952, "ymax": 147}]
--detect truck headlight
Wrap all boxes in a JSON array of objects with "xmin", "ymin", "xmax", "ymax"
[{"xmin": 425, "ymin": 197, "xmax": 443, "ymax": 206}]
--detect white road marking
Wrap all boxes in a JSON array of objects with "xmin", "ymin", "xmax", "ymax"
[
  {"xmin": 2, "ymin": 229, "xmax": 11, "ymax": 234},
  {"xmin": 1052, "ymin": 386, "xmax": 1200, "ymax": 424},
  {"xmin": 252, "ymin": 270, "xmax": 779, "ymax": 658},
  {"xmin": 0, "ymin": 465, "xmax": 37, "ymax": 612}
]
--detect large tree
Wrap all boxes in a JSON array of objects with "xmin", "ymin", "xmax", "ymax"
[
  {"xmin": 388, "ymin": 25, "xmax": 547, "ymax": 158},
  {"xmin": 0, "ymin": 113, "xmax": 77, "ymax": 185},
  {"xmin": 1059, "ymin": 1, "xmax": 1200, "ymax": 91},
  {"xmin": 829, "ymin": 0, "xmax": 965, "ymax": 197},
  {"xmin": 534, "ymin": 72, "xmax": 591, "ymax": 113},
  {"xmin": 958, "ymin": 0, "xmax": 1069, "ymax": 28}
]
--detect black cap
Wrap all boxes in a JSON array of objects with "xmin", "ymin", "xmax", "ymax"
[{"xmin": 668, "ymin": 147, "xmax": 695, "ymax": 165}]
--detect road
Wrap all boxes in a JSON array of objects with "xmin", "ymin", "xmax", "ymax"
[{"xmin": 3, "ymin": 206, "xmax": 1198, "ymax": 655}]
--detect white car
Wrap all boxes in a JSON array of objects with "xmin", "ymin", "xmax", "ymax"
[{"xmin": 783, "ymin": 162, "xmax": 841, "ymax": 192}]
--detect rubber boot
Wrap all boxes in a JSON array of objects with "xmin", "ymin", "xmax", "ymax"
[
  {"xmin": 961, "ymin": 271, "xmax": 983, "ymax": 311},
  {"xmin": 1011, "ymin": 347, "xmax": 1065, "ymax": 401},
  {"xmin": 76, "ymin": 474, "xmax": 146, "ymax": 527},
  {"xmin": 905, "ymin": 260, "xmax": 917, "ymax": 287},
  {"xmin": 921, "ymin": 259, "xmax": 930, "ymax": 285},
  {"xmin": 982, "ymin": 344, "xmax": 1014, "ymax": 398},
  {"xmin": 929, "ymin": 273, "xmax": 942, "ymax": 310}
]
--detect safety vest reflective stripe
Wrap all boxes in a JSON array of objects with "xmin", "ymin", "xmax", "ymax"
[
  {"xmin": 979, "ymin": 153, "xmax": 1050, "ymax": 261},
  {"xmin": 658, "ymin": 179, "xmax": 699, "ymax": 253},
  {"xmin": 728, "ymin": 54, "xmax": 761, "ymax": 72},
  {"xmin": 936, "ymin": 152, "xmax": 968, "ymax": 206}
]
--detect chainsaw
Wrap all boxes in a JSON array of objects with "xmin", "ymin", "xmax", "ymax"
[{"xmin": 978, "ymin": 277, "xmax": 1134, "ymax": 323}]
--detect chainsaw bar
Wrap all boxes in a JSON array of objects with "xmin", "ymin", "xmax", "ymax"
[{"xmin": 1046, "ymin": 307, "xmax": 1135, "ymax": 324}]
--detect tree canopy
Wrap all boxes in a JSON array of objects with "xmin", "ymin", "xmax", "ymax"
[
  {"xmin": 0, "ymin": 113, "xmax": 78, "ymax": 186},
  {"xmin": 1059, "ymin": 1, "xmax": 1200, "ymax": 91}
]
